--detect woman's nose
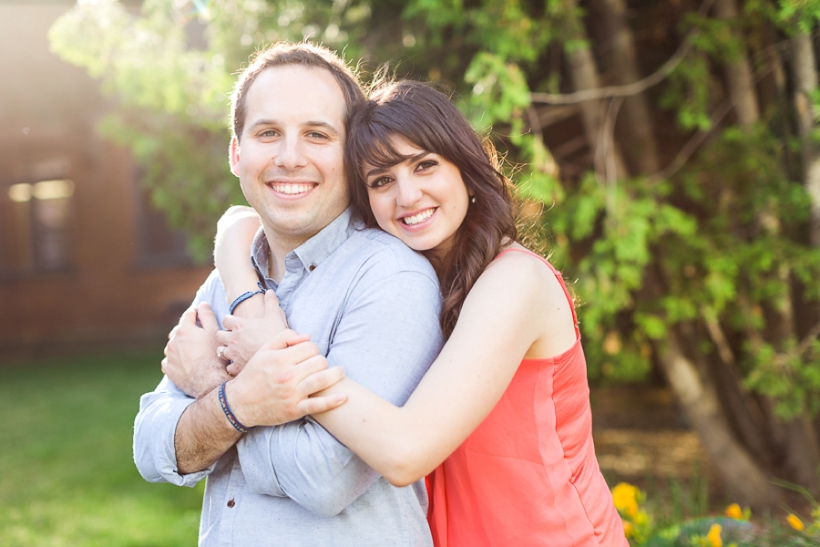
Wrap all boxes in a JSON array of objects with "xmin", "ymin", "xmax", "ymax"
[{"xmin": 395, "ymin": 177, "xmax": 423, "ymax": 208}]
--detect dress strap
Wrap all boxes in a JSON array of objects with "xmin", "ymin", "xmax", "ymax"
[{"xmin": 495, "ymin": 248, "xmax": 579, "ymax": 335}]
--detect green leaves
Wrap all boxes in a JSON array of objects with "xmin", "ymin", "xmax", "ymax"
[{"xmin": 47, "ymin": 0, "xmax": 820, "ymax": 415}]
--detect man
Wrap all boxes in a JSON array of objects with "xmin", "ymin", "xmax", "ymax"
[{"xmin": 133, "ymin": 42, "xmax": 443, "ymax": 546}]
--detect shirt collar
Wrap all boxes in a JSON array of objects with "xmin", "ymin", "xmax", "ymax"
[{"xmin": 250, "ymin": 208, "xmax": 355, "ymax": 278}]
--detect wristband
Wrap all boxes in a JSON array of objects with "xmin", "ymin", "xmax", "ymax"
[
  {"xmin": 218, "ymin": 381, "xmax": 252, "ymax": 434},
  {"xmin": 228, "ymin": 287, "xmax": 266, "ymax": 315}
]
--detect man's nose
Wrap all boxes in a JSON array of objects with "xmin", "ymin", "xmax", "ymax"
[
  {"xmin": 273, "ymin": 136, "xmax": 308, "ymax": 169},
  {"xmin": 396, "ymin": 177, "xmax": 423, "ymax": 208}
]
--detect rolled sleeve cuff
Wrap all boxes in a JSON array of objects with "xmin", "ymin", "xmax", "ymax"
[{"xmin": 133, "ymin": 387, "xmax": 216, "ymax": 487}]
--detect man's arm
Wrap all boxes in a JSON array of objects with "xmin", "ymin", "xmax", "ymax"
[
  {"xmin": 234, "ymin": 265, "xmax": 443, "ymax": 516},
  {"xmin": 137, "ymin": 271, "xmax": 348, "ymax": 479},
  {"xmin": 133, "ymin": 270, "xmax": 236, "ymax": 484}
]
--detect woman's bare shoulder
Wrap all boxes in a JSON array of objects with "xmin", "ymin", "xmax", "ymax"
[{"xmin": 479, "ymin": 243, "xmax": 577, "ymax": 358}]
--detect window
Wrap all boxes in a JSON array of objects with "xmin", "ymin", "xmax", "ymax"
[
  {"xmin": 133, "ymin": 169, "xmax": 192, "ymax": 268},
  {"xmin": 0, "ymin": 177, "xmax": 74, "ymax": 276}
]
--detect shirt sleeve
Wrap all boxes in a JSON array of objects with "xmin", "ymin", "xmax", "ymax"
[
  {"xmin": 132, "ymin": 269, "xmax": 224, "ymax": 487},
  {"xmin": 235, "ymin": 267, "xmax": 443, "ymax": 517}
]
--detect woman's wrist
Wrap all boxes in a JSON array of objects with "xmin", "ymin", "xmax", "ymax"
[{"xmin": 224, "ymin": 272, "xmax": 262, "ymax": 304}]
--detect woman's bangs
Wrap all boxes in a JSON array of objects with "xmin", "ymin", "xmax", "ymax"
[{"xmin": 354, "ymin": 122, "xmax": 414, "ymax": 171}]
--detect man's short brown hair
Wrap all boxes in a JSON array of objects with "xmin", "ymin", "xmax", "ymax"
[{"xmin": 230, "ymin": 42, "xmax": 365, "ymax": 141}]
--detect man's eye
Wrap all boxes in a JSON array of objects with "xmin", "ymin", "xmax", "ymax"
[
  {"xmin": 308, "ymin": 132, "xmax": 329, "ymax": 140},
  {"xmin": 259, "ymin": 130, "xmax": 278, "ymax": 138}
]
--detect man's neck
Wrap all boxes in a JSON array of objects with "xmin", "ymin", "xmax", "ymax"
[{"xmin": 262, "ymin": 226, "xmax": 306, "ymax": 283}]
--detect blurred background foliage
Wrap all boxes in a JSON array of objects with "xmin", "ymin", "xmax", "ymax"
[{"xmin": 48, "ymin": 0, "xmax": 820, "ymax": 507}]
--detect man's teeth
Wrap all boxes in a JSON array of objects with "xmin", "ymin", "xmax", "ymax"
[
  {"xmin": 402, "ymin": 209, "xmax": 435, "ymax": 226},
  {"xmin": 272, "ymin": 183, "xmax": 313, "ymax": 195}
]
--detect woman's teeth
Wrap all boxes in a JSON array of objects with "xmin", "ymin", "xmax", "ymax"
[{"xmin": 402, "ymin": 209, "xmax": 435, "ymax": 225}]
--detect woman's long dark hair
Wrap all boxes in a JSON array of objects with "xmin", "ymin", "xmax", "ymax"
[{"xmin": 346, "ymin": 81, "xmax": 518, "ymax": 339}]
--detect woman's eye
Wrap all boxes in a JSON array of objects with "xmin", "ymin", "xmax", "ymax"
[
  {"xmin": 416, "ymin": 160, "xmax": 437, "ymax": 171},
  {"xmin": 368, "ymin": 176, "xmax": 392, "ymax": 189},
  {"xmin": 308, "ymin": 132, "xmax": 328, "ymax": 140}
]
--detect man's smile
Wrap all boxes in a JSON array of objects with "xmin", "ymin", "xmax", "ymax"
[{"xmin": 266, "ymin": 181, "xmax": 318, "ymax": 198}]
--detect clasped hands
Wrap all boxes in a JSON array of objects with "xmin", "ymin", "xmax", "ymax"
[{"xmin": 161, "ymin": 292, "xmax": 346, "ymax": 427}]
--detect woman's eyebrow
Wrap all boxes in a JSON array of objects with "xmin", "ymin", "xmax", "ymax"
[
  {"xmin": 364, "ymin": 166, "xmax": 390, "ymax": 179},
  {"xmin": 364, "ymin": 151, "xmax": 431, "ymax": 179}
]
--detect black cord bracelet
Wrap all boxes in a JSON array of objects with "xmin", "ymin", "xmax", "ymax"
[
  {"xmin": 218, "ymin": 381, "xmax": 251, "ymax": 434},
  {"xmin": 228, "ymin": 288, "xmax": 266, "ymax": 315}
]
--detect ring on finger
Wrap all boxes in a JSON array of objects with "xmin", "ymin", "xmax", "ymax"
[{"xmin": 216, "ymin": 345, "xmax": 228, "ymax": 361}]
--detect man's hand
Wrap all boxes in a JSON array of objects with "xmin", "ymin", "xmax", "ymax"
[
  {"xmin": 216, "ymin": 290, "xmax": 288, "ymax": 375},
  {"xmin": 226, "ymin": 329, "xmax": 347, "ymax": 427},
  {"xmin": 162, "ymin": 302, "xmax": 230, "ymax": 399}
]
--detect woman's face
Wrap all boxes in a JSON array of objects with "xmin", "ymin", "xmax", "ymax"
[{"xmin": 364, "ymin": 136, "xmax": 470, "ymax": 260}]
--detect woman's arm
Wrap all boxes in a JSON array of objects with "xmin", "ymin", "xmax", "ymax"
[
  {"xmin": 312, "ymin": 250, "xmax": 577, "ymax": 486},
  {"xmin": 214, "ymin": 205, "xmax": 264, "ymax": 308},
  {"xmin": 213, "ymin": 206, "xmax": 289, "ymax": 372}
]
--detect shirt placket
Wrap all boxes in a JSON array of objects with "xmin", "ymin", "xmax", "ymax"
[{"xmin": 216, "ymin": 450, "xmax": 246, "ymax": 547}]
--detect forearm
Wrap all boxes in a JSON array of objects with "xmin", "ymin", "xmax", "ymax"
[
  {"xmin": 174, "ymin": 386, "xmax": 242, "ymax": 474},
  {"xmin": 224, "ymin": 264, "xmax": 261, "ymax": 307},
  {"xmin": 312, "ymin": 379, "xmax": 436, "ymax": 487}
]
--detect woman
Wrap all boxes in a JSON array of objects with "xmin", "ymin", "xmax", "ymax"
[{"xmin": 216, "ymin": 81, "xmax": 627, "ymax": 547}]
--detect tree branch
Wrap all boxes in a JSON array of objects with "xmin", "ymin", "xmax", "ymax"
[
  {"xmin": 530, "ymin": 0, "xmax": 717, "ymax": 106},
  {"xmin": 648, "ymin": 100, "xmax": 734, "ymax": 183}
]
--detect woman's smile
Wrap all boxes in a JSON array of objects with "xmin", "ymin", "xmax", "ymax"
[{"xmin": 399, "ymin": 207, "xmax": 437, "ymax": 228}]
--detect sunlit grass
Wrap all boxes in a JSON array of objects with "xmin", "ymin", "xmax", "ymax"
[{"xmin": 0, "ymin": 351, "xmax": 203, "ymax": 547}]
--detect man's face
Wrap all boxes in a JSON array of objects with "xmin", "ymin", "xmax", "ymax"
[{"xmin": 230, "ymin": 65, "xmax": 349, "ymax": 245}]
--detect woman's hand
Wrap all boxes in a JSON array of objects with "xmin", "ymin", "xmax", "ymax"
[
  {"xmin": 215, "ymin": 205, "xmax": 262, "ymax": 304},
  {"xmin": 216, "ymin": 290, "xmax": 288, "ymax": 375},
  {"xmin": 226, "ymin": 330, "xmax": 347, "ymax": 427}
]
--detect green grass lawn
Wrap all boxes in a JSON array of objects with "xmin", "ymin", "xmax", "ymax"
[{"xmin": 0, "ymin": 351, "xmax": 203, "ymax": 547}]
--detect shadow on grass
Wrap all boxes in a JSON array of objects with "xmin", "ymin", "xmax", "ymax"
[{"xmin": 1, "ymin": 350, "xmax": 202, "ymax": 547}]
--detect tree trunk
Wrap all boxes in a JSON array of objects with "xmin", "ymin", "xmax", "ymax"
[
  {"xmin": 792, "ymin": 30, "xmax": 820, "ymax": 247},
  {"xmin": 655, "ymin": 327, "xmax": 777, "ymax": 507},
  {"xmin": 700, "ymin": 311, "xmax": 774, "ymax": 465},
  {"xmin": 563, "ymin": 0, "xmax": 627, "ymax": 180},
  {"xmin": 713, "ymin": 0, "xmax": 760, "ymax": 127},
  {"xmin": 713, "ymin": 0, "xmax": 820, "ymax": 493},
  {"xmin": 591, "ymin": 0, "xmax": 659, "ymax": 175}
]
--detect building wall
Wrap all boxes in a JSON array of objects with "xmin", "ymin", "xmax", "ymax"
[{"xmin": 0, "ymin": 4, "xmax": 213, "ymax": 360}]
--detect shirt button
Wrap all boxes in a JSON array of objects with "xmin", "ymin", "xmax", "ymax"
[
  {"xmin": 309, "ymin": 264, "xmax": 316, "ymax": 272},
  {"xmin": 227, "ymin": 499, "xmax": 235, "ymax": 508}
]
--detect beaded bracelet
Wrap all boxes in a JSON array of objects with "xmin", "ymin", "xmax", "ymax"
[
  {"xmin": 218, "ymin": 381, "xmax": 251, "ymax": 434},
  {"xmin": 228, "ymin": 288, "xmax": 266, "ymax": 315}
]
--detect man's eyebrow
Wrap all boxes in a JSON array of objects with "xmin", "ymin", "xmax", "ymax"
[
  {"xmin": 305, "ymin": 121, "xmax": 341, "ymax": 136},
  {"xmin": 364, "ymin": 152, "xmax": 431, "ymax": 179}
]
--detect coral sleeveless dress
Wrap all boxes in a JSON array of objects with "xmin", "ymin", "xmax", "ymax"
[{"xmin": 426, "ymin": 248, "xmax": 627, "ymax": 547}]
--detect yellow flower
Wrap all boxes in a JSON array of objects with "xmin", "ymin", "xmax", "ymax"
[
  {"xmin": 622, "ymin": 520, "xmax": 634, "ymax": 538},
  {"xmin": 706, "ymin": 523, "xmax": 722, "ymax": 547},
  {"xmin": 725, "ymin": 503, "xmax": 742, "ymax": 519},
  {"xmin": 612, "ymin": 483, "xmax": 640, "ymax": 517},
  {"xmin": 787, "ymin": 514, "xmax": 805, "ymax": 531}
]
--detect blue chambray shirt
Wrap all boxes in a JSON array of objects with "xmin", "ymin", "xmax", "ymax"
[{"xmin": 134, "ymin": 209, "xmax": 443, "ymax": 547}]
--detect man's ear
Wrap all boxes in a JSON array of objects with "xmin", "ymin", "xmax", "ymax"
[{"xmin": 229, "ymin": 136, "xmax": 240, "ymax": 177}]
